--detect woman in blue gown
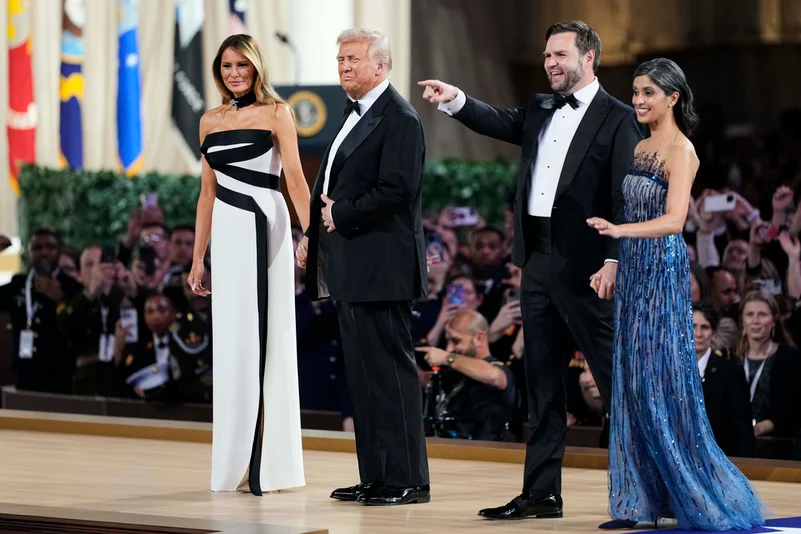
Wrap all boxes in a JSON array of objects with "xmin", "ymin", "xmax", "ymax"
[{"xmin": 587, "ymin": 58, "xmax": 768, "ymax": 530}]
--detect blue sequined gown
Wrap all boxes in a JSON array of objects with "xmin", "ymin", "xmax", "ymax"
[{"xmin": 608, "ymin": 152, "xmax": 767, "ymax": 530}]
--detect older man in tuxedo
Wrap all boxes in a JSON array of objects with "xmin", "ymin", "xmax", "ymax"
[{"xmin": 296, "ymin": 28, "xmax": 430, "ymax": 506}]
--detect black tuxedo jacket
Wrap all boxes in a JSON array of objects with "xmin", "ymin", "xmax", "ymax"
[
  {"xmin": 451, "ymin": 88, "xmax": 642, "ymax": 286},
  {"xmin": 701, "ymin": 350, "xmax": 755, "ymax": 458},
  {"xmin": 306, "ymin": 84, "xmax": 428, "ymax": 303}
]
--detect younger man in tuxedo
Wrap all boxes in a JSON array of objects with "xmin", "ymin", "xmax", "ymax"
[{"xmin": 420, "ymin": 20, "xmax": 642, "ymax": 519}]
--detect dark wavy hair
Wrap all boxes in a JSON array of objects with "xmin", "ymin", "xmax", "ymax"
[
  {"xmin": 633, "ymin": 58, "xmax": 699, "ymax": 137},
  {"xmin": 545, "ymin": 21, "xmax": 602, "ymax": 73},
  {"xmin": 692, "ymin": 301, "xmax": 719, "ymax": 331}
]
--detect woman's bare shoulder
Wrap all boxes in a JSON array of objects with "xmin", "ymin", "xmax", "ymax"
[
  {"xmin": 199, "ymin": 106, "xmax": 231, "ymax": 135},
  {"xmin": 665, "ymin": 136, "xmax": 699, "ymax": 175}
]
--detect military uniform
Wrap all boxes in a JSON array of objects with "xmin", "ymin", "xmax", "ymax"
[
  {"xmin": 115, "ymin": 333, "xmax": 182, "ymax": 402},
  {"xmin": 60, "ymin": 287, "xmax": 128, "ymax": 396},
  {"xmin": 295, "ymin": 293, "xmax": 345, "ymax": 412},
  {"xmin": 167, "ymin": 307, "xmax": 212, "ymax": 403},
  {"xmin": 0, "ymin": 270, "xmax": 82, "ymax": 393}
]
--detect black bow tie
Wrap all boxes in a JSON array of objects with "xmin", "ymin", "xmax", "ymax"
[
  {"xmin": 553, "ymin": 93, "xmax": 579, "ymax": 110},
  {"xmin": 344, "ymin": 99, "xmax": 361, "ymax": 117}
]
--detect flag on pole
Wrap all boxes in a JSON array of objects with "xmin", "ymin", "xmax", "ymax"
[
  {"xmin": 117, "ymin": 0, "xmax": 143, "ymax": 176},
  {"xmin": 173, "ymin": 0, "xmax": 205, "ymax": 170},
  {"xmin": 7, "ymin": 0, "xmax": 37, "ymax": 195},
  {"xmin": 229, "ymin": 0, "xmax": 248, "ymax": 35},
  {"xmin": 59, "ymin": 0, "xmax": 85, "ymax": 170}
]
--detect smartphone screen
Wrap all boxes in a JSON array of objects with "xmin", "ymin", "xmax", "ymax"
[
  {"xmin": 426, "ymin": 231, "xmax": 444, "ymax": 264},
  {"xmin": 139, "ymin": 245, "xmax": 157, "ymax": 276},
  {"xmin": 119, "ymin": 308, "xmax": 139, "ymax": 343},
  {"xmin": 447, "ymin": 284, "xmax": 464, "ymax": 305},
  {"xmin": 506, "ymin": 287, "xmax": 521, "ymax": 303},
  {"xmin": 141, "ymin": 192, "xmax": 158, "ymax": 209}
]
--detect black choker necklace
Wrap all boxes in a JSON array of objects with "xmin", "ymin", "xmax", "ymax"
[{"xmin": 229, "ymin": 91, "xmax": 256, "ymax": 110}]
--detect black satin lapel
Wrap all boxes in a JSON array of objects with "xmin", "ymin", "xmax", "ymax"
[
  {"xmin": 328, "ymin": 114, "xmax": 384, "ymax": 191},
  {"xmin": 554, "ymin": 92, "xmax": 610, "ymax": 200}
]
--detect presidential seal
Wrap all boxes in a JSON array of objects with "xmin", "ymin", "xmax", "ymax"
[{"xmin": 287, "ymin": 90, "xmax": 327, "ymax": 137}]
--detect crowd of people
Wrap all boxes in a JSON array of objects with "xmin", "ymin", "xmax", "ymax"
[{"xmin": 2, "ymin": 158, "xmax": 800, "ymax": 460}]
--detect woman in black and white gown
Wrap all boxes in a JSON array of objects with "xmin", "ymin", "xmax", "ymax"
[{"xmin": 187, "ymin": 34, "xmax": 310, "ymax": 496}]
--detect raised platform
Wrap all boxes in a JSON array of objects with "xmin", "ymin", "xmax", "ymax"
[
  {"xmin": 3, "ymin": 386, "xmax": 797, "ymax": 461},
  {"xmin": 1, "ymin": 414, "xmax": 800, "ymax": 534}
]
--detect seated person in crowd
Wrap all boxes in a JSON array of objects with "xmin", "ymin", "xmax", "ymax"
[
  {"xmin": 566, "ymin": 353, "xmax": 605, "ymax": 428},
  {"xmin": 59, "ymin": 247, "xmax": 80, "ymax": 282},
  {"xmin": 0, "ymin": 229, "xmax": 83, "ymax": 394},
  {"xmin": 778, "ymin": 231, "xmax": 801, "ymax": 348},
  {"xmin": 61, "ymin": 244, "xmax": 138, "ymax": 395},
  {"xmin": 416, "ymin": 309, "xmax": 517, "ymax": 441},
  {"xmin": 735, "ymin": 291, "xmax": 801, "ymax": 440},
  {"xmin": 706, "ymin": 265, "xmax": 741, "ymax": 349},
  {"xmin": 171, "ymin": 263, "xmax": 213, "ymax": 403},
  {"xmin": 169, "ymin": 224, "xmax": 195, "ymax": 269},
  {"xmin": 487, "ymin": 282, "xmax": 527, "ymax": 439},
  {"xmin": 690, "ymin": 261, "xmax": 711, "ymax": 305},
  {"xmin": 112, "ymin": 292, "xmax": 208, "ymax": 403},
  {"xmin": 291, "ymin": 226, "xmax": 347, "ymax": 416},
  {"xmin": 423, "ymin": 274, "xmax": 484, "ymax": 349},
  {"xmin": 468, "ymin": 225, "xmax": 508, "ymax": 319},
  {"xmin": 693, "ymin": 303, "xmax": 755, "ymax": 457},
  {"xmin": 161, "ymin": 225, "xmax": 197, "ymax": 311}
]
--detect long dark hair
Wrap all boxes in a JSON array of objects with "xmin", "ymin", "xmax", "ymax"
[{"xmin": 633, "ymin": 58, "xmax": 699, "ymax": 137}]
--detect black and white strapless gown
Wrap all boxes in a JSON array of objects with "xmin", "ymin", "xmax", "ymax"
[{"xmin": 200, "ymin": 129, "xmax": 305, "ymax": 495}]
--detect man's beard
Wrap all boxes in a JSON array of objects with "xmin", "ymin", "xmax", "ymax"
[
  {"xmin": 550, "ymin": 64, "xmax": 584, "ymax": 95},
  {"xmin": 454, "ymin": 342, "xmax": 478, "ymax": 359}
]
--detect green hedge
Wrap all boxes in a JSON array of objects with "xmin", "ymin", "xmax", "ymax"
[
  {"xmin": 17, "ymin": 158, "xmax": 517, "ymax": 251},
  {"xmin": 420, "ymin": 158, "xmax": 517, "ymax": 227}
]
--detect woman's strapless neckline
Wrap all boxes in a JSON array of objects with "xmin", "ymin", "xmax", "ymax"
[{"xmin": 204, "ymin": 128, "xmax": 272, "ymax": 139}]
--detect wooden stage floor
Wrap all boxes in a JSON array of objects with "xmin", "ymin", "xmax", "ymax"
[{"xmin": 1, "ymin": 428, "xmax": 800, "ymax": 534}]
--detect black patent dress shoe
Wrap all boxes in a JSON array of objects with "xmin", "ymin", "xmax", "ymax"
[
  {"xmin": 330, "ymin": 482, "xmax": 382, "ymax": 501},
  {"xmin": 598, "ymin": 519, "xmax": 639, "ymax": 529},
  {"xmin": 478, "ymin": 493, "xmax": 563, "ymax": 520},
  {"xmin": 357, "ymin": 484, "xmax": 430, "ymax": 506}
]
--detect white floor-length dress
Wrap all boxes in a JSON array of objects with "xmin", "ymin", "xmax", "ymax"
[{"xmin": 201, "ymin": 128, "xmax": 305, "ymax": 495}]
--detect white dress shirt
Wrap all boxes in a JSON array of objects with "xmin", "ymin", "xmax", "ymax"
[
  {"xmin": 154, "ymin": 333, "xmax": 170, "ymax": 365},
  {"xmin": 697, "ymin": 347, "xmax": 712, "ymax": 379},
  {"xmin": 439, "ymin": 78, "xmax": 599, "ymax": 216},
  {"xmin": 527, "ymin": 78, "xmax": 599, "ymax": 216},
  {"xmin": 439, "ymin": 78, "xmax": 617, "ymax": 263},
  {"xmin": 323, "ymin": 78, "xmax": 390, "ymax": 195}
]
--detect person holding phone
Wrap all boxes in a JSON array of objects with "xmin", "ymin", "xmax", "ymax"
[
  {"xmin": 61, "ymin": 245, "xmax": 140, "ymax": 395},
  {"xmin": 187, "ymin": 34, "xmax": 309, "ymax": 496},
  {"xmin": 426, "ymin": 276, "xmax": 484, "ymax": 348},
  {"xmin": 0, "ymin": 229, "xmax": 82, "ymax": 394}
]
